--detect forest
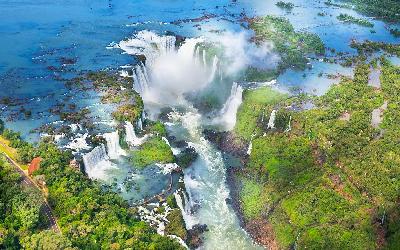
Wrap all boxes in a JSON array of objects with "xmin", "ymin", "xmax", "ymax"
[{"xmin": 235, "ymin": 58, "xmax": 400, "ymax": 249}]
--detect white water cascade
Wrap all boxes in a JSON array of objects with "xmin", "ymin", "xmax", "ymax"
[
  {"xmin": 208, "ymin": 55, "xmax": 219, "ymax": 83},
  {"xmin": 174, "ymin": 190, "xmax": 198, "ymax": 229},
  {"xmin": 218, "ymin": 82, "xmax": 244, "ymax": 130},
  {"xmin": 83, "ymin": 144, "xmax": 116, "ymax": 180},
  {"xmin": 117, "ymin": 31, "xmax": 220, "ymax": 105},
  {"xmin": 202, "ymin": 49, "xmax": 207, "ymax": 67},
  {"xmin": 104, "ymin": 131, "xmax": 126, "ymax": 159},
  {"xmin": 247, "ymin": 141, "xmax": 253, "ymax": 155},
  {"xmin": 117, "ymin": 31, "xmax": 260, "ymax": 249},
  {"xmin": 125, "ymin": 121, "xmax": 149, "ymax": 147},
  {"xmin": 170, "ymin": 110, "xmax": 260, "ymax": 249},
  {"xmin": 132, "ymin": 62, "xmax": 150, "ymax": 94},
  {"xmin": 137, "ymin": 118, "xmax": 143, "ymax": 131},
  {"xmin": 118, "ymin": 30, "xmax": 176, "ymax": 67},
  {"xmin": 267, "ymin": 110, "xmax": 277, "ymax": 129}
]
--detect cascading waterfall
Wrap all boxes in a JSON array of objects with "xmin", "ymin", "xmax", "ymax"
[
  {"xmin": 83, "ymin": 144, "xmax": 108, "ymax": 174},
  {"xmin": 247, "ymin": 141, "xmax": 253, "ymax": 155},
  {"xmin": 125, "ymin": 121, "xmax": 149, "ymax": 147},
  {"xmin": 267, "ymin": 110, "xmax": 277, "ymax": 129},
  {"xmin": 117, "ymin": 32, "xmax": 260, "ymax": 249},
  {"xmin": 218, "ymin": 82, "xmax": 244, "ymax": 130},
  {"xmin": 118, "ymin": 30, "xmax": 176, "ymax": 67},
  {"xmin": 83, "ymin": 144, "xmax": 115, "ymax": 180},
  {"xmin": 285, "ymin": 116, "xmax": 292, "ymax": 132},
  {"xmin": 195, "ymin": 46, "xmax": 200, "ymax": 65},
  {"xmin": 132, "ymin": 62, "xmax": 150, "ymax": 94},
  {"xmin": 169, "ymin": 110, "xmax": 260, "ymax": 249},
  {"xmin": 208, "ymin": 55, "xmax": 219, "ymax": 83},
  {"xmin": 202, "ymin": 49, "xmax": 207, "ymax": 67},
  {"xmin": 104, "ymin": 131, "xmax": 126, "ymax": 159},
  {"xmin": 158, "ymin": 35, "xmax": 176, "ymax": 55},
  {"xmin": 174, "ymin": 190, "xmax": 198, "ymax": 229},
  {"xmin": 137, "ymin": 118, "xmax": 143, "ymax": 131}
]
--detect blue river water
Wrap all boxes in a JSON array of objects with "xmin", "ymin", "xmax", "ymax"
[
  {"xmin": 0, "ymin": 0, "xmax": 399, "ymax": 249},
  {"xmin": 1, "ymin": 0, "xmax": 398, "ymax": 139}
]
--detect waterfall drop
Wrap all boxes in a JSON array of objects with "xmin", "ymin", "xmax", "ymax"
[
  {"xmin": 218, "ymin": 82, "xmax": 244, "ymax": 130},
  {"xmin": 133, "ymin": 62, "xmax": 150, "ymax": 94},
  {"xmin": 267, "ymin": 110, "xmax": 277, "ymax": 129},
  {"xmin": 83, "ymin": 145, "xmax": 116, "ymax": 180},
  {"xmin": 174, "ymin": 190, "xmax": 198, "ymax": 229},
  {"xmin": 208, "ymin": 55, "xmax": 219, "ymax": 83},
  {"xmin": 104, "ymin": 131, "xmax": 126, "ymax": 159}
]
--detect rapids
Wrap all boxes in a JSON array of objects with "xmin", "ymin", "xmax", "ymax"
[{"xmin": 116, "ymin": 31, "xmax": 261, "ymax": 249}]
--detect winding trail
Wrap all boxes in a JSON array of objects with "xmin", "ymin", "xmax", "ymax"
[{"xmin": 0, "ymin": 143, "xmax": 61, "ymax": 234}]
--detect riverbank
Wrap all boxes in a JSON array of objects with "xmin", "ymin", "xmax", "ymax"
[
  {"xmin": 205, "ymin": 129, "xmax": 278, "ymax": 249},
  {"xmin": 220, "ymin": 57, "xmax": 400, "ymax": 249}
]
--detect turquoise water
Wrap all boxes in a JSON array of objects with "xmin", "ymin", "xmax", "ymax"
[{"xmin": 1, "ymin": 1, "xmax": 399, "ymax": 249}]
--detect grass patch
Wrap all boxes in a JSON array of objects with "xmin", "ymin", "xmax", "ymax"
[{"xmin": 130, "ymin": 137, "xmax": 174, "ymax": 168}]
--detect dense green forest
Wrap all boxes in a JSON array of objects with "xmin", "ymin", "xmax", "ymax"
[
  {"xmin": 234, "ymin": 58, "xmax": 400, "ymax": 249},
  {"xmin": 326, "ymin": 0, "xmax": 400, "ymax": 22},
  {"xmin": 0, "ymin": 155, "xmax": 73, "ymax": 249},
  {"xmin": 0, "ymin": 128, "xmax": 183, "ymax": 249}
]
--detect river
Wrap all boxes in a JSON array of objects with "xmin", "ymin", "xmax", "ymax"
[{"xmin": 0, "ymin": 0, "xmax": 399, "ymax": 249}]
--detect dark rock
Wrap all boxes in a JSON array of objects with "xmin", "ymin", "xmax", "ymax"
[
  {"xmin": 187, "ymin": 224, "xmax": 208, "ymax": 249},
  {"xmin": 203, "ymin": 129, "xmax": 248, "ymax": 159}
]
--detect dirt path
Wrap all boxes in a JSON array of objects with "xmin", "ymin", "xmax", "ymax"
[{"xmin": 1, "ymin": 151, "xmax": 61, "ymax": 234}]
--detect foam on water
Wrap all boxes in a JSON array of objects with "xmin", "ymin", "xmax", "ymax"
[{"xmin": 171, "ymin": 110, "xmax": 261, "ymax": 249}]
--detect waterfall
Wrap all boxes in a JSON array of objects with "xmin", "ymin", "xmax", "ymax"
[
  {"xmin": 247, "ymin": 141, "xmax": 253, "ymax": 155},
  {"xmin": 120, "ymin": 70, "xmax": 130, "ymax": 78},
  {"xmin": 104, "ymin": 131, "xmax": 126, "ymax": 159},
  {"xmin": 195, "ymin": 46, "xmax": 200, "ymax": 65},
  {"xmin": 137, "ymin": 118, "xmax": 143, "ymax": 131},
  {"xmin": 285, "ymin": 116, "xmax": 292, "ymax": 132},
  {"xmin": 159, "ymin": 35, "xmax": 176, "ymax": 55},
  {"xmin": 208, "ymin": 55, "xmax": 219, "ymax": 83},
  {"xmin": 125, "ymin": 122, "xmax": 139, "ymax": 146},
  {"xmin": 118, "ymin": 31, "xmax": 214, "ymax": 105},
  {"xmin": 142, "ymin": 110, "xmax": 147, "ymax": 121},
  {"xmin": 174, "ymin": 190, "xmax": 197, "ymax": 229},
  {"xmin": 118, "ymin": 30, "xmax": 176, "ymax": 66},
  {"xmin": 218, "ymin": 82, "xmax": 244, "ymax": 130},
  {"xmin": 83, "ymin": 145, "xmax": 116, "ymax": 180},
  {"xmin": 162, "ymin": 137, "xmax": 171, "ymax": 147},
  {"xmin": 133, "ymin": 62, "xmax": 150, "ymax": 94},
  {"xmin": 177, "ymin": 37, "xmax": 203, "ymax": 61},
  {"xmin": 267, "ymin": 110, "xmax": 277, "ymax": 129},
  {"xmin": 125, "ymin": 121, "xmax": 149, "ymax": 147},
  {"xmin": 202, "ymin": 49, "xmax": 207, "ymax": 67},
  {"xmin": 83, "ymin": 145, "xmax": 108, "ymax": 174}
]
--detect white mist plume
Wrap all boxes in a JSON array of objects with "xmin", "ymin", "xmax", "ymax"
[
  {"xmin": 117, "ymin": 30, "xmax": 279, "ymax": 107},
  {"xmin": 118, "ymin": 31, "xmax": 212, "ymax": 106},
  {"xmin": 210, "ymin": 31, "xmax": 280, "ymax": 76}
]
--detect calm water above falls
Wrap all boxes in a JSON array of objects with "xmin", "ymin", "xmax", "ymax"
[
  {"xmin": 1, "ymin": 0, "xmax": 397, "ymax": 138},
  {"xmin": 1, "ymin": 1, "xmax": 399, "ymax": 249}
]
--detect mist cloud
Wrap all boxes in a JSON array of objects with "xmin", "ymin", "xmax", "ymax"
[{"xmin": 210, "ymin": 31, "xmax": 280, "ymax": 76}]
